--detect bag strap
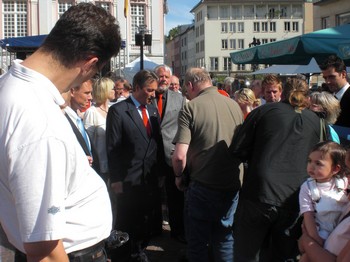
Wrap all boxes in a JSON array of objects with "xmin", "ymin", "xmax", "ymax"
[{"xmin": 319, "ymin": 118, "xmax": 327, "ymax": 142}]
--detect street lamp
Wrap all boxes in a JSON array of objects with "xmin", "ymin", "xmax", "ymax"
[
  {"xmin": 249, "ymin": 37, "xmax": 261, "ymax": 78},
  {"xmin": 135, "ymin": 25, "xmax": 152, "ymax": 70}
]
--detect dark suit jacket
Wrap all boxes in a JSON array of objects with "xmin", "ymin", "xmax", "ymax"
[
  {"xmin": 106, "ymin": 97, "xmax": 163, "ymax": 189},
  {"xmin": 335, "ymin": 86, "xmax": 350, "ymax": 127},
  {"xmin": 65, "ymin": 113, "xmax": 101, "ymax": 175}
]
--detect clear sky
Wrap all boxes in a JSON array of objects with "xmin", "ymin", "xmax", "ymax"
[{"xmin": 165, "ymin": 0, "xmax": 200, "ymax": 35}]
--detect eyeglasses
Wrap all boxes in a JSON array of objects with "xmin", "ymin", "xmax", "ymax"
[{"xmin": 170, "ymin": 83, "xmax": 179, "ymax": 86}]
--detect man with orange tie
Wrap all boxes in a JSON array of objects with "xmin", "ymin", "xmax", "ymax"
[
  {"xmin": 106, "ymin": 70, "xmax": 163, "ymax": 262},
  {"xmin": 153, "ymin": 65, "xmax": 186, "ymax": 243}
]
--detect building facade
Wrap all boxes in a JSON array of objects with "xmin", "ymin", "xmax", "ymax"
[
  {"xmin": 166, "ymin": 0, "xmax": 313, "ymax": 79},
  {"xmin": 313, "ymin": 0, "xmax": 350, "ymax": 30},
  {"xmin": 0, "ymin": 0, "xmax": 167, "ymax": 72}
]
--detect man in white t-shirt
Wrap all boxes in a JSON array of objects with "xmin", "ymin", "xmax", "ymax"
[{"xmin": 0, "ymin": 3, "xmax": 121, "ymax": 261}]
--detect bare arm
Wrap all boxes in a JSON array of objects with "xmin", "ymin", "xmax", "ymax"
[
  {"xmin": 303, "ymin": 211, "xmax": 324, "ymax": 246},
  {"xmin": 298, "ymin": 232, "xmax": 336, "ymax": 262},
  {"xmin": 24, "ymin": 239, "xmax": 69, "ymax": 262},
  {"xmin": 337, "ymin": 240, "xmax": 350, "ymax": 262},
  {"xmin": 172, "ymin": 143, "xmax": 189, "ymax": 191}
]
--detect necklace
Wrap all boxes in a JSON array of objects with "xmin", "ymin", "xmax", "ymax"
[{"xmin": 99, "ymin": 106, "xmax": 108, "ymax": 113}]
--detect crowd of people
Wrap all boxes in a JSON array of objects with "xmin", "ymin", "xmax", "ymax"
[{"xmin": 1, "ymin": 3, "xmax": 350, "ymax": 262}]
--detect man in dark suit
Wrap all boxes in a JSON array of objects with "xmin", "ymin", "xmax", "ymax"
[
  {"xmin": 106, "ymin": 70, "xmax": 162, "ymax": 262},
  {"xmin": 153, "ymin": 65, "xmax": 186, "ymax": 243},
  {"xmin": 320, "ymin": 55, "xmax": 350, "ymax": 127},
  {"xmin": 63, "ymin": 79, "xmax": 101, "ymax": 175}
]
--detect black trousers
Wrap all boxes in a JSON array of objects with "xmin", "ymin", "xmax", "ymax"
[
  {"xmin": 164, "ymin": 164, "xmax": 185, "ymax": 237},
  {"xmin": 110, "ymin": 184, "xmax": 161, "ymax": 261},
  {"xmin": 233, "ymin": 198, "xmax": 300, "ymax": 262}
]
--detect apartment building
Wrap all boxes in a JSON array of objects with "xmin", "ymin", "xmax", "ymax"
[
  {"xmin": 165, "ymin": 24, "xmax": 195, "ymax": 78},
  {"xmin": 165, "ymin": 0, "xmax": 313, "ymax": 78},
  {"xmin": 313, "ymin": 0, "xmax": 350, "ymax": 30},
  {"xmin": 0, "ymin": 0, "xmax": 167, "ymax": 72}
]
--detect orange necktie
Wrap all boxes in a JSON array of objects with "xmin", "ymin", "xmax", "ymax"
[
  {"xmin": 157, "ymin": 93, "xmax": 163, "ymax": 119},
  {"xmin": 140, "ymin": 105, "xmax": 151, "ymax": 137}
]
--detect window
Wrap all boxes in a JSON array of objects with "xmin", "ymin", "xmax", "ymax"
[
  {"xmin": 232, "ymin": 5, "xmax": 242, "ymax": 19},
  {"xmin": 261, "ymin": 22, "xmax": 268, "ymax": 32},
  {"xmin": 254, "ymin": 22, "xmax": 260, "ymax": 32},
  {"xmin": 261, "ymin": 39, "xmax": 268, "ymax": 44},
  {"xmin": 229, "ymin": 22, "xmax": 236, "ymax": 33},
  {"xmin": 219, "ymin": 6, "xmax": 230, "ymax": 19},
  {"xmin": 95, "ymin": 2, "xmax": 110, "ymax": 12},
  {"xmin": 256, "ymin": 5, "xmax": 265, "ymax": 19},
  {"xmin": 321, "ymin": 17, "xmax": 330, "ymax": 29},
  {"xmin": 280, "ymin": 5, "xmax": 288, "ymax": 18},
  {"xmin": 243, "ymin": 5, "xmax": 254, "ymax": 18},
  {"xmin": 196, "ymin": 42, "xmax": 199, "ymax": 53},
  {"xmin": 229, "ymin": 39, "xmax": 236, "ymax": 49},
  {"xmin": 131, "ymin": 4, "xmax": 145, "ymax": 42},
  {"xmin": 58, "ymin": 1, "xmax": 73, "ymax": 17},
  {"xmin": 223, "ymin": 57, "xmax": 232, "ymax": 71},
  {"xmin": 238, "ymin": 39, "xmax": 244, "ymax": 49},
  {"xmin": 238, "ymin": 22, "xmax": 244, "ymax": 33},
  {"xmin": 292, "ymin": 22, "xmax": 299, "ymax": 32},
  {"xmin": 284, "ymin": 22, "xmax": 291, "ymax": 32},
  {"xmin": 200, "ymin": 40, "xmax": 204, "ymax": 52},
  {"xmin": 196, "ymin": 26, "xmax": 199, "ymax": 37},
  {"xmin": 292, "ymin": 5, "xmax": 302, "ymax": 18},
  {"xmin": 207, "ymin": 6, "xmax": 218, "ymax": 20},
  {"xmin": 221, "ymin": 39, "xmax": 228, "ymax": 49},
  {"xmin": 200, "ymin": 24, "xmax": 204, "ymax": 35},
  {"xmin": 210, "ymin": 57, "xmax": 218, "ymax": 71},
  {"xmin": 3, "ymin": 0, "xmax": 27, "ymax": 38},
  {"xmin": 221, "ymin": 23, "xmax": 228, "ymax": 33},
  {"xmin": 270, "ymin": 39, "xmax": 276, "ymax": 42},
  {"xmin": 237, "ymin": 64, "xmax": 245, "ymax": 71},
  {"xmin": 269, "ymin": 22, "xmax": 276, "ymax": 32},
  {"xmin": 336, "ymin": 12, "xmax": 350, "ymax": 26},
  {"xmin": 196, "ymin": 11, "xmax": 202, "ymax": 22}
]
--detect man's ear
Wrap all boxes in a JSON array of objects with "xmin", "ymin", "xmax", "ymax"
[{"xmin": 81, "ymin": 57, "xmax": 99, "ymax": 76}]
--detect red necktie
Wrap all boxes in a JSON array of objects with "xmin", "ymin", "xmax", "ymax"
[
  {"xmin": 157, "ymin": 93, "xmax": 163, "ymax": 119},
  {"xmin": 140, "ymin": 105, "xmax": 151, "ymax": 137}
]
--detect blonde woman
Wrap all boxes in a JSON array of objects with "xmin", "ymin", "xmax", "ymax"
[
  {"xmin": 234, "ymin": 88, "xmax": 260, "ymax": 119},
  {"xmin": 309, "ymin": 91, "xmax": 341, "ymax": 143},
  {"xmin": 84, "ymin": 77, "xmax": 115, "ymax": 182}
]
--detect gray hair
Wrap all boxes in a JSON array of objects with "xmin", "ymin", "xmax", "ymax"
[
  {"xmin": 309, "ymin": 91, "xmax": 341, "ymax": 124},
  {"xmin": 184, "ymin": 67, "xmax": 212, "ymax": 85},
  {"xmin": 154, "ymin": 64, "xmax": 172, "ymax": 76}
]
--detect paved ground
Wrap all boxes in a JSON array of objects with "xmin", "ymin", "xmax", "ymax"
[{"xmin": 145, "ymin": 224, "xmax": 188, "ymax": 262}]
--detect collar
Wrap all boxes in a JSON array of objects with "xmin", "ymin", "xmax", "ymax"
[
  {"xmin": 197, "ymin": 86, "xmax": 218, "ymax": 97},
  {"xmin": 64, "ymin": 106, "xmax": 80, "ymax": 125},
  {"xmin": 130, "ymin": 95, "xmax": 144, "ymax": 108},
  {"xmin": 11, "ymin": 59, "xmax": 65, "ymax": 107},
  {"xmin": 335, "ymin": 82, "xmax": 350, "ymax": 100}
]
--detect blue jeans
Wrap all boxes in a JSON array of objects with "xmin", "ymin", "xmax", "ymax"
[{"xmin": 185, "ymin": 182, "xmax": 239, "ymax": 262}]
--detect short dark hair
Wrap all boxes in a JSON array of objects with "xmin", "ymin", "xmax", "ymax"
[
  {"xmin": 133, "ymin": 70, "xmax": 159, "ymax": 91},
  {"xmin": 319, "ymin": 55, "xmax": 346, "ymax": 73},
  {"xmin": 41, "ymin": 3, "xmax": 121, "ymax": 69}
]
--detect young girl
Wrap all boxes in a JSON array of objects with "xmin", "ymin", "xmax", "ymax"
[{"xmin": 299, "ymin": 141, "xmax": 350, "ymax": 262}]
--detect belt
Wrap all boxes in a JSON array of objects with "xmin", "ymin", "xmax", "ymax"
[{"xmin": 68, "ymin": 240, "xmax": 105, "ymax": 262}]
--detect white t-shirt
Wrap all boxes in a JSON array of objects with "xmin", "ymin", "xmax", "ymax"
[
  {"xmin": 0, "ymin": 60, "xmax": 112, "ymax": 254},
  {"xmin": 299, "ymin": 177, "xmax": 350, "ymax": 240}
]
